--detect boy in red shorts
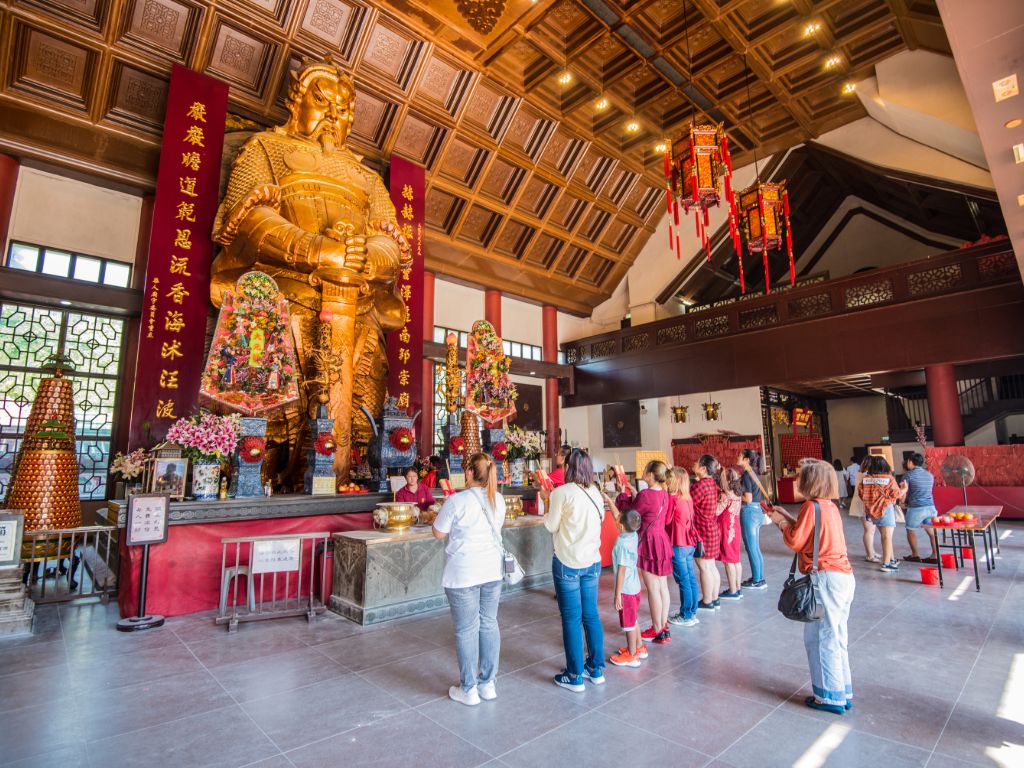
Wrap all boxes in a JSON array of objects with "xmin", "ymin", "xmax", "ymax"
[{"xmin": 610, "ymin": 508, "xmax": 646, "ymax": 667}]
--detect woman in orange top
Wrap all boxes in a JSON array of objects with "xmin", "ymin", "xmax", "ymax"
[{"xmin": 769, "ymin": 459, "xmax": 855, "ymax": 716}]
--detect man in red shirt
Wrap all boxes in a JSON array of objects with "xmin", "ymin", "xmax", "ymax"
[{"xmin": 546, "ymin": 445, "xmax": 572, "ymax": 488}]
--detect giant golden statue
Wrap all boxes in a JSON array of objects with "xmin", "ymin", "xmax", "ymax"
[{"xmin": 211, "ymin": 58, "xmax": 409, "ymax": 486}]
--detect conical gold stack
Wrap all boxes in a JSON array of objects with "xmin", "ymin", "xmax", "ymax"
[{"xmin": 5, "ymin": 375, "xmax": 81, "ymax": 531}]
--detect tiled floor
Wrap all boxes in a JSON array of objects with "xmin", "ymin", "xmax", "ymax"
[{"xmin": 2, "ymin": 516, "xmax": 1022, "ymax": 767}]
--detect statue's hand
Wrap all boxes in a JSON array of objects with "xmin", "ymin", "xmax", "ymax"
[{"xmin": 343, "ymin": 235, "xmax": 367, "ymax": 274}]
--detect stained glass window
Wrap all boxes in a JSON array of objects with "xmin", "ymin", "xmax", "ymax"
[{"xmin": 0, "ymin": 302, "xmax": 125, "ymax": 501}]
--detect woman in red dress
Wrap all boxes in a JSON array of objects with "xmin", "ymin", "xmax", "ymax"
[
  {"xmin": 616, "ymin": 460, "xmax": 673, "ymax": 645},
  {"xmin": 716, "ymin": 468, "xmax": 744, "ymax": 600},
  {"xmin": 691, "ymin": 454, "xmax": 722, "ymax": 612},
  {"xmin": 395, "ymin": 467, "xmax": 434, "ymax": 511}
]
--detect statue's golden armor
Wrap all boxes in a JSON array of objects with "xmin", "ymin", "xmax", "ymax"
[{"xmin": 210, "ymin": 60, "xmax": 408, "ymax": 487}]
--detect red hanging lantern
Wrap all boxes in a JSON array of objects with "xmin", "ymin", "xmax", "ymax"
[
  {"xmin": 737, "ymin": 180, "xmax": 793, "ymax": 293},
  {"xmin": 663, "ymin": 122, "xmax": 742, "ymax": 284}
]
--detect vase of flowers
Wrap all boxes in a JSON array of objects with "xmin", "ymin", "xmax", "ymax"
[
  {"xmin": 504, "ymin": 426, "xmax": 543, "ymax": 487},
  {"xmin": 111, "ymin": 448, "xmax": 147, "ymax": 497},
  {"xmin": 166, "ymin": 413, "xmax": 242, "ymax": 500}
]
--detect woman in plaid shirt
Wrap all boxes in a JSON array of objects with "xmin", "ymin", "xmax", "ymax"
[
  {"xmin": 857, "ymin": 455, "xmax": 903, "ymax": 573},
  {"xmin": 691, "ymin": 454, "xmax": 722, "ymax": 611}
]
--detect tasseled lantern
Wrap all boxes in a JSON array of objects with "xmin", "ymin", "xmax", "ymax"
[
  {"xmin": 737, "ymin": 180, "xmax": 794, "ymax": 293},
  {"xmin": 663, "ymin": 122, "xmax": 742, "ymax": 287}
]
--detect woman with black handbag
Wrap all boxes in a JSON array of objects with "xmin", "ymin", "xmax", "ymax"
[{"xmin": 768, "ymin": 459, "xmax": 855, "ymax": 715}]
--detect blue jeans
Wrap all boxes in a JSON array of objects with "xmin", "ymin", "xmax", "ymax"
[
  {"xmin": 445, "ymin": 580, "xmax": 502, "ymax": 692},
  {"xmin": 671, "ymin": 546, "xmax": 699, "ymax": 619},
  {"xmin": 552, "ymin": 556, "xmax": 604, "ymax": 681},
  {"xmin": 905, "ymin": 505, "xmax": 937, "ymax": 530},
  {"xmin": 740, "ymin": 503, "xmax": 765, "ymax": 582},
  {"xmin": 804, "ymin": 570, "xmax": 855, "ymax": 706}
]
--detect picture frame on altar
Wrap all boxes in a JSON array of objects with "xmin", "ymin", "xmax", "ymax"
[
  {"xmin": 0, "ymin": 511, "xmax": 25, "ymax": 567},
  {"xmin": 150, "ymin": 457, "xmax": 188, "ymax": 500}
]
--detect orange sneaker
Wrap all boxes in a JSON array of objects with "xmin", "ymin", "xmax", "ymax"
[
  {"xmin": 617, "ymin": 644, "xmax": 648, "ymax": 659},
  {"xmin": 609, "ymin": 649, "xmax": 641, "ymax": 668}
]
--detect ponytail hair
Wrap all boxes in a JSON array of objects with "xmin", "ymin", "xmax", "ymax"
[
  {"xmin": 466, "ymin": 452, "xmax": 497, "ymax": 507},
  {"xmin": 643, "ymin": 460, "xmax": 669, "ymax": 485},
  {"xmin": 741, "ymin": 448, "xmax": 763, "ymax": 474},
  {"xmin": 696, "ymin": 454, "xmax": 720, "ymax": 478}
]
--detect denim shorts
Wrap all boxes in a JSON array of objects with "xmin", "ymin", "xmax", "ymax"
[
  {"xmin": 905, "ymin": 505, "xmax": 937, "ymax": 529},
  {"xmin": 869, "ymin": 504, "xmax": 896, "ymax": 528}
]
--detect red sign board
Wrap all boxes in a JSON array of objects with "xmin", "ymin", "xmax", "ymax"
[
  {"xmin": 386, "ymin": 156, "xmax": 425, "ymax": 427},
  {"xmin": 128, "ymin": 65, "xmax": 228, "ymax": 448}
]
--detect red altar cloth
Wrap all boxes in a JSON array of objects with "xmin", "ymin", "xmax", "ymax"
[
  {"xmin": 777, "ymin": 477, "xmax": 799, "ymax": 504},
  {"xmin": 118, "ymin": 512, "xmax": 371, "ymax": 618},
  {"xmin": 933, "ymin": 486, "xmax": 1024, "ymax": 519}
]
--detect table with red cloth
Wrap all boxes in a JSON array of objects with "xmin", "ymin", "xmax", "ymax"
[{"xmin": 102, "ymin": 494, "xmax": 408, "ymax": 618}]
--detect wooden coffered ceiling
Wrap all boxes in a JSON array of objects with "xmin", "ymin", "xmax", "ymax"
[{"xmin": 0, "ymin": 0, "xmax": 947, "ymax": 315}]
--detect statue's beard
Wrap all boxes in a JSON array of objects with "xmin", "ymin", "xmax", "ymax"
[{"xmin": 312, "ymin": 120, "xmax": 342, "ymax": 154}]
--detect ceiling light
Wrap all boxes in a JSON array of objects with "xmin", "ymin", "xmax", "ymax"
[
  {"xmin": 842, "ymin": 82, "xmax": 856, "ymax": 95},
  {"xmin": 595, "ymin": 96, "xmax": 609, "ymax": 110},
  {"xmin": 824, "ymin": 55, "xmax": 841, "ymax": 70},
  {"xmin": 679, "ymin": 297, "xmax": 694, "ymax": 306},
  {"xmin": 557, "ymin": 70, "xmax": 572, "ymax": 85},
  {"xmin": 803, "ymin": 21, "xmax": 821, "ymax": 37},
  {"xmin": 1005, "ymin": 117, "xmax": 1023, "ymax": 129},
  {"xmin": 626, "ymin": 120, "xmax": 640, "ymax": 133},
  {"xmin": 655, "ymin": 141, "xmax": 668, "ymax": 153},
  {"xmin": 529, "ymin": 370, "xmax": 536, "ymax": 375},
  {"xmin": 993, "ymin": 74, "xmax": 1019, "ymax": 102},
  {"xmin": 1014, "ymin": 143, "xmax": 1024, "ymax": 164},
  {"xmin": 59, "ymin": 300, "xmax": 72, "ymax": 306}
]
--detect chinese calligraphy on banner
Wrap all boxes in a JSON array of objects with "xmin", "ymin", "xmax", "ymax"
[
  {"xmin": 386, "ymin": 156, "xmax": 425, "ymax": 425},
  {"xmin": 128, "ymin": 66, "xmax": 228, "ymax": 448}
]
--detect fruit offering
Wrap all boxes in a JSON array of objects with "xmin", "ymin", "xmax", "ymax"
[{"xmin": 338, "ymin": 482, "xmax": 366, "ymax": 494}]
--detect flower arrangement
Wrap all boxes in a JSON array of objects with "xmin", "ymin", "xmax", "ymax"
[
  {"xmin": 165, "ymin": 412, "xmax": 242, "ymax": 462},
  {"xmin": 199, "ymin": 272, "xmax": 299, "ymax": 415},
  {"xmin": 491, "ymin": 441, "xmax": 509, "ymax": 461},
  {"xmin": 449, "ymin": 435, "xmax": 466, "ymax": 456},
  {"xmin": 314, "ymin": 431, "xmax": 336, "ymax": 456},
  {"xmin": 239, "ymin": 436, "xmax": 266, "ymax": 463},
  {"xmin": 111, "ymin": 448, "xmax": 147, "ymax": 479},
  {"xmin": 464, "ymin": 320, "xmax": 517, "ymax": 422},
  {"xmin": 390, "ymin": 426, "xmax": 414, "ymax": 452},
  {"xmin": 505, "ymin": 426, "xmax": 543, "ymax": 461}
]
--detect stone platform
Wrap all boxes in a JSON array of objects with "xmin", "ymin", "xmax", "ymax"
[
  {"xmin": 329, "ymin": 516, "xmax": 552, "ymax": 625},
  {"xmin": 0, "ymin": 566, "xmax": 34, "ymax": 637}
]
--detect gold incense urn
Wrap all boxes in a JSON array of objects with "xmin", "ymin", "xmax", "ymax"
[{"xmin": 373, "ymin": 502, "xmax": 417, "ymax": 531}]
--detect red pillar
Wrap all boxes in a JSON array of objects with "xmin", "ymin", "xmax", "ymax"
[
  {"xmin": 926, "ymin": 364, "xmax": 964, "ymax": 447},
  {"xmin": 420, "ymin": 271, "xmax": 435, "ymax": 457},
  {"xmin": 542, "ymin": 304, "xmax": 560, "ymax": 458},
  {"xmin": 484, "ymin": 289, "xmax": 501, "ymax": 336},
  {"xmin": 0, "ymin": 153, "xmax": 19, "ymax": 254}
]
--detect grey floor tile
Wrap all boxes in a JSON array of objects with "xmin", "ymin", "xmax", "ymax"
[
  {"xmin": 285, "ymin": 709, "xmax": 491, "ymax": 768},
  {"xmin": 0, "ymin": 661, "xmax": 73, "ymax": 714},
  {"xmin": 0, "ymin": 698, "xmax": 86, "ymax": 766},
  {"xmin": 600, "ymin": 675, "xmax": 776, "ymax": 756},
  {"xmin": 211, "ymin": 646, "xmax": 350, "ymax": 703},
  {"xmin": 238, "ymin": 757, "xmax": 295, "ymax": 768},
  {"xmin": 357, "ymin": 644, "xmax": 460, "ymax": 707},
  {"xmin": 314, "ymin": 626, "xmax": 440, "ymax": 671},
  {"xmin": 925, "ymin": 753, "xmax": 988, "ymax": 768},
  {"xmin": 500, "ymin": 710, "xmax": 707, "ymax": 768},
  {"xmin": 718, "ymin": 708, "xmax": 931, "ymax": 767},
  {"xmin": 74, "ymin": 669, "xmax": 234, "ymax": 741},
  {"xmin": 416, "ymin": 669, "xmax": 590, "ymax": 756},
  {"xmin": 0, "ymin": 637, "xmax": 67, "ymax": 673},
  {"xmin": 241, "ymin": 673, "xmax": 407, "ymax": 752},
  {"xmin": 185, "ymin": 624, "xmax": 310, "ymax": 669},
  {"xmin": 67, "ymin": 640, "xmax": 204, "ymax": 695},
  {"xmin": 672, "ymin": 654, "xmax": 811, "ymax": 707},
  {"xmin": 2, "ymin": 744, "xmax": 85, "ymax": 768},
  {"xmin": 85, "ymin": 705, "xmax": 279, "ymax": 768}
]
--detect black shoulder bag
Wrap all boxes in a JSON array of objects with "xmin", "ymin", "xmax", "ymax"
[{"xmin": 777, "ymin": 502, "xmax": 824, "ymax": 623}]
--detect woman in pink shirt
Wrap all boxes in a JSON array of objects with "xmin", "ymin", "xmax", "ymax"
[
  {"xmin": 395, "ymin": 467, "xmax": 434, "ymax": 511},
  {"xmin": 666, "ymin": 467, "xmax": 699, "ymax": 627}
]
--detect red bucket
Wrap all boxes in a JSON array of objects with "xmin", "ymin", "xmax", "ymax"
[
  {"xmin": 941, "ymin": 553, "xmax": 957, "ymax": 569},
  {"xmin": 920, "ymin": 567, "xmax": 939, "ymax": 585},
  {"xmin": 961, "ymin": 547, "xmax": 974, "ymax": 560}
]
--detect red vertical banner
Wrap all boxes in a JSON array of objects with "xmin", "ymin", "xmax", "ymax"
[
  {"xmin": 386, "ymin": 156, "xmax": 425, "ymax": 431},
  {"xmin": 128, "ymin": 65, "xmax": 228, "ymax": 448}
]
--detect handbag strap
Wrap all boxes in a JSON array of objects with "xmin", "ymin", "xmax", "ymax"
[
  {"xmin": 471, "ymin": 488, "xmax": 506, "ymax": 552},
  {"xmin": 745, "ymin": 467, "xmax": 775, "ymax": 504},
  {"xmin": 578, "ymin": 483, "xmax": 606, "ymax": 523}
]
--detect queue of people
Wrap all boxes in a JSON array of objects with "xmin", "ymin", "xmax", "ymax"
[{"xmin": 431, "ymin": 448, "xmax": 856, "ymax": 719}]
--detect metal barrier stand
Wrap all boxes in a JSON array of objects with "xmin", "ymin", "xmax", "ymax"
[
  {"xmin": 216, "ymin": 532, "xmax": 331, "ymax": 633},
  {"xmin": 23, "ymin": 525, "xmax": 119, "ymax": 604}
]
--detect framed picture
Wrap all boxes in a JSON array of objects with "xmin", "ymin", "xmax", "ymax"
[
  {"xmin": 150, "ymin": 457, "xmax": 188, "ymax": 500},
  {"xmin": 126, "ymin": 494, "xmax": 170, "ymax": 546},
  {"xmin": 0, "ymin": 511, "xmax": 25, "ymax": 567}
]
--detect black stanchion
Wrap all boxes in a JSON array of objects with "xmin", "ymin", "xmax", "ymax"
[{"xmin": 116, "ymin": 543, "xmax": 165, "ymax": 632}]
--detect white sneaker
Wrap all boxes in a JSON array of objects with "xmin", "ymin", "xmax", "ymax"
[
  {"xmin": 478, "ymin": 680, "xmax": 497, "ymax": 700},
  {"xmin": 448, "ymin": 685, "xmax": 481, "ymax": 706},
  {"xmin": 680, "ymin": 616, "xmax": 699, "ymax": 627},
  {"xmin": 582, "ymin": 668, "xmax": 606, "ymax": 685}
]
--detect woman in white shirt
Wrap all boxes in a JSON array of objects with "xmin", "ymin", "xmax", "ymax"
[
  {"xmin": 540, "ymin": 449, "xmax": 607, "ymax": 692},
  {"xmin": 432, "ymin": 452, "xmax": 507, "ymax": 706}
]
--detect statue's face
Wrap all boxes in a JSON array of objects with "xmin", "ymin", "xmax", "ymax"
[{"xmin": 293, "ymin": 75, "xmax": 354, "ymax": 150}]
